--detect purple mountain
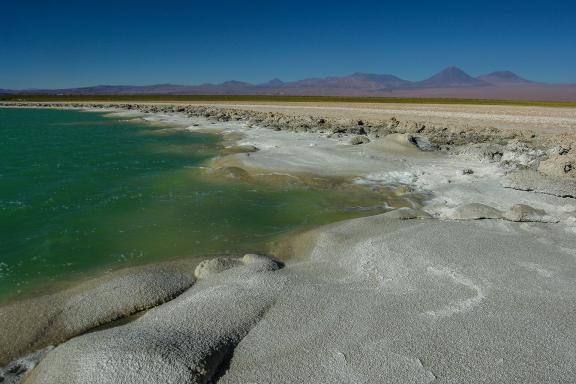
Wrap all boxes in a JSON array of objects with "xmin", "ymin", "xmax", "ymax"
[
  {"xmin": 286, "ymin": 72, "xmax": 410, "ymax": 90},
  {"xmin": 416, "ymin": 66, "xmax": 489, "ymax": 88},
  {"xmin": 3, "ymin": 67, "xmax": 576, "ymax": 101},
  {"xmin": 477, "ymin": 71, "xmax": 533, "ymax": 85}
]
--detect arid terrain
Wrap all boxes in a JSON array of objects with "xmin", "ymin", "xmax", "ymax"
[
  {"xmin": 182, "ymin": 101, "xmax": 576, "ymax": 134},
  {"xmin": 1, "ymin": 100, "xmax": 576, "ymax": 384}
]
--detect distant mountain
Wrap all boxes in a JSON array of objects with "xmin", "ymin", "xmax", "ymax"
[
  {"xmin": 347, "ymin": 73, "xmax": 411, "ymax": 88},
  {"xmin": 16, "ymin": 84, "xmax": 200, "ymax": 95},
  {"xmin": 260, "ymin": 78, "xmax": 284, "ymax": 87},
  {"xmin": 477, "ymin": 71, "xmax": 533, "ymax": 85},
  {"xmin": 218, "ymin": 81, "xmax": 253, "ymax": 89},
  {"xmin": 2, "ymin": 67, "xmax": 575, "ymax": 101},
  {"xmin": 73, "ymin": 84, "xmax": 189, "ymax": 94},
  {"xmin": 415, "ymin": 66, "xmax": 489, "ymax": 88},
  {"xmin": 286, "ymin": 72, "xmax": 410, "ymax": 90}
]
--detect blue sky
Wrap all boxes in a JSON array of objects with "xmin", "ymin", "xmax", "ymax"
[{"xmin": 1, "ymin": 0, "xmax": 575, "ymax": 89}]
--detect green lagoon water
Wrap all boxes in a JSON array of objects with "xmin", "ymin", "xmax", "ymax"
[{"xmin": 0, "ymin": 108, "xmax": 399, "ymax": 302}]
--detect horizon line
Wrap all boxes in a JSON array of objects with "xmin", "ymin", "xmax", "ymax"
[{"xmin": 4, "ymin": 67, "xmax": 576, "ymax": 91}]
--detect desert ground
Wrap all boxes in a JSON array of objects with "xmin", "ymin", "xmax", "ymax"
[{"xmin": 185, "ymin": 100, "xmax": 576, "ymax": 133}]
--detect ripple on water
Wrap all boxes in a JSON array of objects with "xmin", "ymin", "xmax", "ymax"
[{"xmin": 0, "ymin": 108, "xmax": 427, "ymax": 303}]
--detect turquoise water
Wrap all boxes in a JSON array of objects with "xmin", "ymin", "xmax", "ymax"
[{"xmin": 0, "ymin": 108, "xmax": 405, "ymax": 302}]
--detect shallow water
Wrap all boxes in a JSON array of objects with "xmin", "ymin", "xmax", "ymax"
[{"xmin": 0, "ymin": 108, "xmax": 417, "ymax": 302}]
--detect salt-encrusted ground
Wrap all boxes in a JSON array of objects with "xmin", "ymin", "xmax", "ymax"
[{"xmin": 1, "ymin": 102, "xmax": 575, "ymax": 384}]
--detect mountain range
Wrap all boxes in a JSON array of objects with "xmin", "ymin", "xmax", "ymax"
[{"xmin": 3, "ymin": 67, "xmax": 576, "ymax": 101}]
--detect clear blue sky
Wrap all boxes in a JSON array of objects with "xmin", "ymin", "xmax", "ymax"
[{"xmin": 1, "ymin": 0, "xmax": 575, "ymax": 89}]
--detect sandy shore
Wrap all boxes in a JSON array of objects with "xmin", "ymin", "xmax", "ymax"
[{"xmin": 1, "ymin": 101, "xmax": 576, "ymax": 383}]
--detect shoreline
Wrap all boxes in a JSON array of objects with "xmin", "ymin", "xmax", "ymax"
[
  {"xmin": 0, "ymin": 107, "xmax": 412, "ymax": 305},
  {"xmin": 1, "ymin": 101, "xmax": 576, "ymax": 383}
]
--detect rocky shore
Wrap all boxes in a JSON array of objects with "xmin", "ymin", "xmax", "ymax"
[
  {"xmin": 2, "ymin": 101, "xmax": 574, "ymax": 198},
  {"xmin": 1, "ymin": 101, "xmax": 576, "ymax": 383}
]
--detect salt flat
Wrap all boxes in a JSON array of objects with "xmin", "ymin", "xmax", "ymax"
[
  {"xmin": 22, "ymin": 218, "xmax": 576, "ymax": 384},
  {"xmin": 1, "ymin": 101, "xmax": 575, "ymax": 383},
  {"xmin": 184, "ymin": 101, "xmax": 576, "ymax": 134}
]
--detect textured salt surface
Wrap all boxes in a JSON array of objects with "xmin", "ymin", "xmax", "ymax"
[
  {"xmin": 0, "ymin": 262, "xmax": 195, "ymax": 365},
  {"xmin": 21, "ymin": 218, "xmax": 576, "ymax": 383},
  {"xmin": 1, "ymin": 104, "xmax": 575, "ymax": 383}
]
